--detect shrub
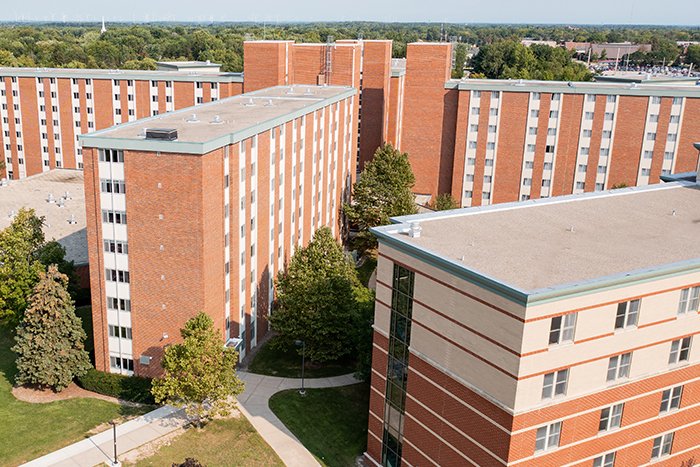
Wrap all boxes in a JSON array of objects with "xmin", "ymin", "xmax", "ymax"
[{"xmin": 77, "ymin": 368, "xmax": 155, "ymax": 404}]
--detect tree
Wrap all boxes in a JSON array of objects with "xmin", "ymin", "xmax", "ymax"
[
  {"xmin": 152, "ymin": 313, "xmax": 243, "ymax": 426},
  {"xmin": 686, "ymin": 45, "xmax": 700, "ymax": 65},
  {"xmin": 12, "ymin": 265, "xmax": 91, "ymax": 391},
  {"xmin": 452, "ymin": 43, "xmax": 467, "ymax": 79},
  {"xmin": 270, "ymin": 227, "xmax": 365, "ymax": 363},
  {"xmin": 431, "ymin": 193, "xmax": 459, "ymax": 211},
  {"xmin": 0, "ymin": 209, "xmax": 46, "ymax": 326},
  {"xmin": 353, "ymin": 286, "xmax": 376, "ymax": 381},
  {"xmin": 343, "ymin": 144, "xmax": 417, "ymax": 253}
]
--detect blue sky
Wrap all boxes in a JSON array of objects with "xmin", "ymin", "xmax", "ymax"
[{"xmin": 1, "ymin": 0, "xmax": 698, "ymax": 25}]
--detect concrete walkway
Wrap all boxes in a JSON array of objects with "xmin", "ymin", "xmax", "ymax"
[
  {"xmin": 22, "ymin": 372, "xmax": 360, "ymax": 467},
  {"xmin": 22, "ymin": 405, "xmax": 190, "ymax": 467},
  {"xmin": 237, "ymin": 371, "xmax": 361, "ymax": 467}
]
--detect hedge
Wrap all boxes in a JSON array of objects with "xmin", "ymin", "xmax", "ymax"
[{"xmin": 77, "ymin": 368, "xmax": 155, "ymax": 404}]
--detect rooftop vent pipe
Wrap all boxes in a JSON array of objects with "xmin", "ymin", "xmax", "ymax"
[{"xmin": 408, "ymin": 221, "xmax": 422, "ymax": 238}]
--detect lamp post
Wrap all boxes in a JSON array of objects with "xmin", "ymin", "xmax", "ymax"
[
  {"xmin": 109, "ymin": 420, "xmax": 119, "ymax": 466},
  {"xmin": 295, "ymin": 339, "xmax": 306, "ymax": 396}
]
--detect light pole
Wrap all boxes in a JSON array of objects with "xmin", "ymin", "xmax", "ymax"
[
  {"xmin": 109, "ymin": 420, "xmax": 119, "ymax": 466},
  {"xmin": 295, "ymin": 339, "xmax": 306, "ymax": 396}
]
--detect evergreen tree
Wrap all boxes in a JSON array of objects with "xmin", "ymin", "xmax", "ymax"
[
  {"xmin": 343, "ymin": 144, "xmax": 417, "ymax": 253},
  {"xmin": 0, "ymin": 208, "xmax": 47, "ymax": 326},
  {"xmin": 431, "ymin": 193, "xmax": 459, "ymax": 211},
  {"xmin": 12, "ymin": 265, "xmax": 91, "ymax": 391},
  {"xmin": 270, "ymin": 227, "xmax": 366, "ymax": 362},
  {"xmin": 152, "ymin": 313, "xmax": 244, "ymax": 426}
]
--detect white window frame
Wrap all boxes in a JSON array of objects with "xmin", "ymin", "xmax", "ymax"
[
  {"xmin": 614, "ymin": 299, "xmax": 639, "ymax": 330},
  {"xmin": 599, "ymin": 403, "xmax": 624, "ymax": 431},
  {"xmin": 593, "ymin": 452, "xmax": 616, "ymax": 467},
  {"xmin": 660, "ymin": 386, "xmax": 683, "ymax": 414},
  {"xmin": 607, "ymin": 353, "xmax": 632, "ymax": 382},
  {"xmin": 669, "ymin": 337, "xmax": 692, "ymax": 365},
  {"xmin": 549, "ymin": 313, "xmax": 576, "ymax": 345},
  {"xmin": 651, "ymin": 432, "xmax": 674, "ymax": 459},
  {"xmin": 535, "ymin": 422, "xmax": 561, "ymax": 452},
  {"xmin": 678, "ymin": 286, "xmax": 700, "ymax": 315}
]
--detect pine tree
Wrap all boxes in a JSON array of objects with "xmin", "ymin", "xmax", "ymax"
[
  {"xmin": 152, "ymin": 313, "xmax": 244, "ymax": 426},
  {"xmin": 12, "ymin": 265, "xmax": 91, "ymax": 391},
  {"xmin": 343, "ymin": 144, "xmax": 417, "ymax": 253},
  {"xmin": 270, "ymin": 227, "xmax": 365, "ymax": 362}
]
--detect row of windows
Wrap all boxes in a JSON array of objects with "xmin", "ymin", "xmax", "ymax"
[
  {"xmin": 549, "ymin": 288, "xmax": 699, "ymax": 346},
  {"xmin": 100, "ymin": 179, "xmax": 126, "ymax": 194},
  {"xmin": 98, "ymin": 149, "xmax": 124, "ymax": 162},
  {"xmin": 102, "ymin": 209, "xmax": 127, "ymax": 224},
  {"xmin": 538, "ymin": 422, "xmax": 677, "ymax": 463},
  {"xmin": 107, "ymin": 297, "xmax": 131, "ymax": 312},
  {"xmin": 105, "ymin": 268, "xmax": 130, "ymax": 283},
  {"xmin": 108, "ymin": 325, "xmax": 132, "ymax": 340},
  {"xmin": 104, "ymin": 239, "xmax": 128, "ymax": 255},
  {"xmin": 109, "ymin": 356, "xmax": 133, "ymax": 371},
  {"xmin": 541, "ymin": 339, "xmax": 691, "ymax": 401}
]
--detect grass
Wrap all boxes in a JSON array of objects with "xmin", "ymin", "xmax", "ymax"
[
  {"xmin": 357, "ymin": 256, "xmax": 377, "ymax": 287},
  {"xmin": 269, "ymin": 383, "xmax": 370, "ymax": 467},
  {"xmin": 132, "ymin": 416, "xmax": 283, "ymax": 467},
  {"xmin": 0, "ymin": 324, "xmax": 149, "ymax": 467},
  {"xmin": 248, "ymin": 336, "xmax": 356, "ymax": 378}
]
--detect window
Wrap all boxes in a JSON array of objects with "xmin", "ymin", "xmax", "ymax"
[
  {"xmin": 598, "ymin": 165, "xmax": 607, "ymax": 174},
  {"xmin": 660, "ymin": 386, "xmax": 683, "ymax": 413},
  {"xmin": 490, "ymin": 108, "xmax": 498, "ymax": 116},
  {"xmin": 578, "ymin": 164, "xmax": 587, "ymax": 173},
  {"xmin": 549, "ymin": 313, "xmax": 576, "ymax": 344},
  {"xmin": 593, "ymin": 452, "xmax": 616, "ymax": 467},
  {"xmin": 604, "ymin": 112, "xmax": 614, "ymax": 121},
  {"xmin": 664, "ymin": 151, "xmax": 674, "ymax": 160},
  {"xmin": 615, "ymin": 299, "xmax": 639, "ymax": 330},
  {"xmin": 678, "ymin": 286, "xmax": 700, "ymax": 315},
  {"xmin": 110, "ymin": 356, "xmax": 134, "ymax": 371},
  {"xmin": 100, "ymin": 179, "xmax": 126, "ymax": 194},
  {"xmin": 652, "ymin": 96, "xmax": 662, "ymax": 105},
  {"xmin": 607, "ymin": 95, "xmax": 617, "ymax": 103},
  {"xmin": 467, "ymin": 157, "xmax": 476, "ymax": 166},
  {"xmin": 643, "ymin": 150, "xmax": 653, "ymax": 159},
  {"xmin": 99, "ymin": 149, "xmax": 124, "ymax": 162},
  {"xmin": 532, "ymin": 92, "xmax": 541, "ymax": 100},
  {"xmin": 668, "ymin": 337, "xmax": 692, "ymax": 365},
  {"xmin": 470, "ymin": 124, "xmax": 478, "ymax": 132},
  {"xmin": 472, "ymin": 90, "xmax": 481, "ymax": 98},
  {"xmin": 541, "ymin": 369, "xmax": 569, "ymax": 399},
  {"xmin": 587, "ymin": 94, "xmax": 597, "ymax": 102},
  {"xmin": 670, "ymin": 115, "xmax": 680, "ymax": 123},
  {"xmin": 468, "ymin": 141, "xmax": 477, "ymax": 149},
  {"xmin": 543, "ymin": 162, "xmax": 553, "ymax": 171},
  {"xmin": 534, "ymin": 422, "xmax": 561, "ymax": 452},
  {"xmin": 103, "ymin": 240, "xmax": 128, "ymax": 254},
  {"xmin": 549, "ymin": 110, "xmax": 559, "ymax": 118},
  {"xmin": 527, "ymin": 144, "xmax": 536, "ymax": 152},
  {"xmin": 529, "ymin": 127, "xmax": 538, "ymax": 135},
  {"xmin": 599, "ymin": 403, "xmax": 624, "ymax": 431},
  {"xmin": 585, "ymin": 111, "xmax": 594, "ymax": 120},
  {"xmin": 484, "ymin": 159, "xmax": 494, "ymax": 167},
  {"xmin": 530, "ymin": 109, "xmax": 539, "ymax": 118},
  {"xmin": 488, "ymin": 125, "xmax": 497, "ymax": 133},
  {"xmin": 482, "ymin": 191, "xmax": 491, "ymax": 200},
  {"xmin": 523, "ymin": 178, "xmax": 532, "ymax": 186},
  {"xmin": 583, "ymin": 129, "xmax": 592, "ymax": 138},
  {"xmin": 651, "ymin": 433, "xmax": 674, "ymax": 459},
  {"xmin": 672, "ymin": 97, "xmax": 682, "ymax": 105},
  {"xmin": 109, "ymin": 325, "xmax": 132, "ymax": 340},
  {"xmin": 102, "ymin": 210, "xmax": 127, "ymax": 225},
  {"xmin": 486, "ymin": 142, "xmax": 496, "ymax": 150},
  {"xmin": 641, "ymin": 168, "xmax": 651, "ymax": 177},
  {"xmin": 647, "ymin": 132, "xmax": 656, "ymax": 141},
  {"xmin": 521, "ymin": 194, "xmax": 530, "ymax": 201},
  {"xmin": 105, "ymin": 268, "xmax": 130, "ymax": 283},
  {"xmin": 649, "ymin": 114, "xmax": 659, "ymax": 122},
  {"xmin": 580, "ymin": 147, "xmax": 590, "ymax": 155},
  {"xmin": 547, "ymin": 128, "xmax": 556, "ymax": 136},
  {"xmin": 545, "ymin": 145, "xmax": 555, "ymax": 153},
  {"xmin": 602, "ymin": 130, "xmax": 612, "ymax": 139},
  {"xmin": 600, "ymin": 148, "xmax": 610, "ymax": 157},
  {"xmin": 551, "ymin": 93, "xmax": 561, "ymax": 101},
  {"xmin": 471, "ymin": 107, "xmax": 480, "ymax": 115},
  {"xmin": 607, "ymin": 353, "xmax": 632, "ymax": 382}
]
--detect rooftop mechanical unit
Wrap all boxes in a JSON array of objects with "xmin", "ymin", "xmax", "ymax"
[{"xmin": 145, "ymin": 128, "xmax": 178, "ymax": 141}]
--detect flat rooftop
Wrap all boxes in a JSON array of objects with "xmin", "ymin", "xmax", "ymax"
[
  {"xmin": 0, "ymin": 170, "xmax": 87, "ymax": 264},
  {"xmin": 447, "ymin": 77, "xmax": 700, "ymax": 97},
  {"xmin": 0, "ymin": 66, "xmax": 242, "ymax": 83},
  {"xmin": 374, "ymin": 183, "xmax": 700, "ymax": 300},
  {"xmin": 80, "ymin": 85, "xmax": 356, "ymax": 154}
]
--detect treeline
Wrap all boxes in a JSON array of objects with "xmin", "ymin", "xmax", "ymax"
[{"xmin": 0, "ymin": 23, "xmax": 697, "ymax": 74}]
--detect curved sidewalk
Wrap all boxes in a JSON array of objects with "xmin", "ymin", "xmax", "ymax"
[{"xmin": 236, "ymin": 371, "xmax": 361, "ymax": 467}]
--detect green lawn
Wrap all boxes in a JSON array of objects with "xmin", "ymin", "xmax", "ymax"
[
  {"xmin": 248, "ymin": 336, "xmax": 356, "ymax": 378},
  {"xmin": 132, "ymin": 416, "xmax": 283, "ymax": 467},
  {"xmin": 269, "ymin": 383, "xmax": 370, "ymax": 467},
  {"xmin": 0, "ymin": 324, "xmax": 147, "ymax": 466}
]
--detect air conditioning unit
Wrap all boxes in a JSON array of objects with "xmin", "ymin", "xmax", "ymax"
[{"xmin": 145, "ymin": 128, "xmax": 178, "ymax": 141}]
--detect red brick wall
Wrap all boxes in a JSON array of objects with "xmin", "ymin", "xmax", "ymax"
[
  {"xmin": 552, "ymin": 93, "xmax": 584, "ymax": 197},
  {"xmin": 492, "ymin": 91, "xmax": 529, "ymax": 204},
  {"xmin": 400, "ymin": 43, "xmax": 455, "ymax": 196},
  {"xmin": 57, "ymin": 78, "xmax": 76, "ymax": 169},
  {"xmin": 243, "ymin": 42, "xmax": 292, "ymax": 92},
  {"xmin": 607, "ymin": 96, "xmax": 648, "ymax": 188},
  {"xmin": 677, "ymin": 98, "xmax": 700, "ymax": 172},
  {"xmin": 358, "ymin": 41, "xmax": 392, "ymax": 170}
]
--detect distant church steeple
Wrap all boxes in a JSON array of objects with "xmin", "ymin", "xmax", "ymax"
[{"xmin": 100, "ymin": 17, "xmax": 107, "ymax": 35}]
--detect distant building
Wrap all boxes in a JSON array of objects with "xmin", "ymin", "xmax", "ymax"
[
  {"xmin": 366, "ymin": 175, "xmax": 700, "ymax": 466},
  {"xmin": 155, "ymin": 61, "xmax": 222, "ymax": 73},
  {"xmin": 521, "ymin": 39, "xmax": 558, "ymax": 48},
  {"xmin": 565, "ymin": 41, "xmax": 652, "ymax": 58}
]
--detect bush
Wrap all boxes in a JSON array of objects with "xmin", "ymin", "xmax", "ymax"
[{"xmin": 77, "ymin": 368, "xmax": 155, "ymax": 404}]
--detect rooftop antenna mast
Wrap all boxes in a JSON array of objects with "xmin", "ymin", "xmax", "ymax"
[
  {"xmin": 325, "ymin": 35, "xmax": 334, "ymax": 85},
  {"xmin": 100, "ymin": 16, "xmax": 107, "ymax": 35}
]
